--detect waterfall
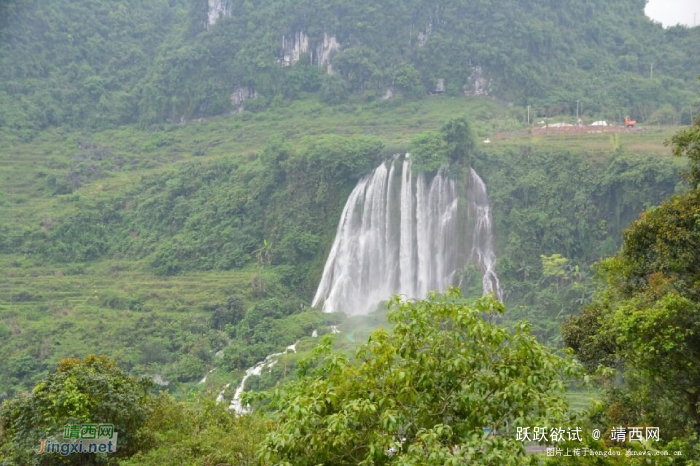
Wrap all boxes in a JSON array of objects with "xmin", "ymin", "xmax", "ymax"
[
  {"xmin": 313, "ymin": 156, "xmax": 501, "ymax": 315},
  {"xmin": 466, "ymin": 167, "xmax": 501, "ymax": 298},
  {"xmin": 228, "ymin": 342, "xmax": 298, "ymax": 414}
]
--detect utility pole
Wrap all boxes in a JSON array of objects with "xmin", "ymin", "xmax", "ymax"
[
  {"xmin": 576, "ymin": 100, "xmax": 580, "ymax": 120},
  {"xmin": 650, "ymin": 63, "xmax": 653, "ymax": 80},
  {"xmin": 527, "ymin": 105, "xmax": 530, "ymax": 125}
]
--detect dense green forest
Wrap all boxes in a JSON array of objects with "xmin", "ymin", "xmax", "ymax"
[
  {"xmin": 0, "ymin": 96, "xmax": 691, "ymax": 463},
  {"xmin": 0, "ymin": 98, "xmax": 683, "ymax": 398},
  {"xmin": 1, "ymin": 0, "xmax": 699, "ymax": 134},
  {"xmin": 2, "ymin": 0, "xmax": 700, "ymax": 463}
]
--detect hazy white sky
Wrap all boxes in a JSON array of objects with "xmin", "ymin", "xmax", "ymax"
[{"xmin": 645, "ymin": 0, "xmax": 699, "ymax": 27}]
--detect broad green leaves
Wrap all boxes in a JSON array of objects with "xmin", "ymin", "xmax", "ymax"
[
  {"xmin": 669, "ymin": 103, "xmax": 700, "ymax": 189},
  {"xmin": 564, "ymin": 118, "xmax": 700, "ymax": 443},
  {"xmin": 259, "ymin": 289, "xmax": 581, "ymax": 465},
  {"xmin": 0, "ymin": 355, "xmax": 153, "ymax": 464}
]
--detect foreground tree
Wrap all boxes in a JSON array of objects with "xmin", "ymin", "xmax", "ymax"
[
  {"xmin": 0, "ymin": 355, "xmax": 269, "ymax": 465},
  {"xmin": 120, "ymin": 396, "xmax": 266, "ymax": 466},
  {"xmin": 563, "ymin": 108, "xmax": 700, "ymax": 443},
  {"xmin": 0, "ymin": 355, "xmax": 153, "ymax": 465},
  {"xmin": 669, "ymin": 105, "xmax": 700, "ymax": 188},
  {"xmin": 258, "ymin": 289, "xmax": 581, "ymax": 465}
]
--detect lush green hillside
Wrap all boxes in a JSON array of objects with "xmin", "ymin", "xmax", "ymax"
[
  {"xmin": 561, "ymin": 115, "xmax": 700, "ymax": 453},
  {"xmin": 0, "ymin": 0, "xmax": 187, "ymax": 132},
  {"xmin": 0, "ymin": 95, "xmax": 684, "ymax": 400},
  {"xmin": 2, "ymin": 1, "xmax": 699, "ymax": 460},
  {"xmin": 1, "ymin": 0, "xmax": 699, "ymax": 134}
]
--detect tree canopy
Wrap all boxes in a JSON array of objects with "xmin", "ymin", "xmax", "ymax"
[
  {"xmin": 0, "ymin": 355, "xmax": 153, "ymax": 464},
  {"xmin": 563, "ymin": 110, "xmax": 700, "ymax": 442},
  {"xmin": 1, "ymin": 0, "xmax": 698, "ymax": 132},
  {"xmin": 259, "ymin": 289, "xmax": 581, "ymax": 465}
]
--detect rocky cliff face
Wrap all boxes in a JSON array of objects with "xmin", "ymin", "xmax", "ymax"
[
  {"xmin": 279, "ymin": 31, "xmax": 341, "ymax": 72},
  {"xmin": 205, "ymin": 0, "xmax": 342, "ymax": 72},
  {"xmin": 464, "ymin": 66, "xmax": 491, "ymax": 96},
  {"xmin": 316, "ymin": 33, "xmax": 341, "ymax": 72},
  {"xmin": 203, "ymin": 2, "xmax": 485, "ymax": 100},
  {"xmin": 280, "ymin": 31, "xmax": 311, "ymax": 66},
  {"xmin": 230, "ymin": 86, "xmax": 257, "ymax": 112},
  {"xmin": 207, "ymin": 0, "xmax": 231, "ymax": 28},
  {"xmin": 416, "ymin": 22, "xmax": 433, "ymax": 47}
]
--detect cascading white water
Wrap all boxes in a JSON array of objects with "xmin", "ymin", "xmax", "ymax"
[
  {"xmin": 228, "ymin": 342, "xmax": 298, "ymax": 414},
  {"xmin": 466, "ymin": 167, "xmax": 502, "ymax": 298},
  {"xmin": 313, "ymin": 156, "xmax": 501, "ymax": 315}
]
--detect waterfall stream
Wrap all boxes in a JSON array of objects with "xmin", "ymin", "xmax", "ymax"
[
  {"xmin": 227, "ymin": 341, "xmax": 298, "ymax": 414},
  {"xmin": 218, "ymin": 157, "xmax": 501, "ymax": 413},
  {"xmin": 313, "ymin": 156, "xmax": 501, "ymax": 315}
]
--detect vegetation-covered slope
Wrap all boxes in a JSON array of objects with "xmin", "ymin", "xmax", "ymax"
[
  {"xmin": 2, "ymin": 0, "xmax": 700, "ymax": 461},
  {"xmin": 0, "ymin": 95, "xmax": 683, "ymax": 399},
  {"xmin": 0, "ymin": 0, "xmax": 187, "ymax": 131},
  {"xmin": 1, "ymin": 0, "xmax": 699, "ymax": 134},
  {"xmin": 564, "ymin": 115, "xmax": 700, "ymax": 444}
]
